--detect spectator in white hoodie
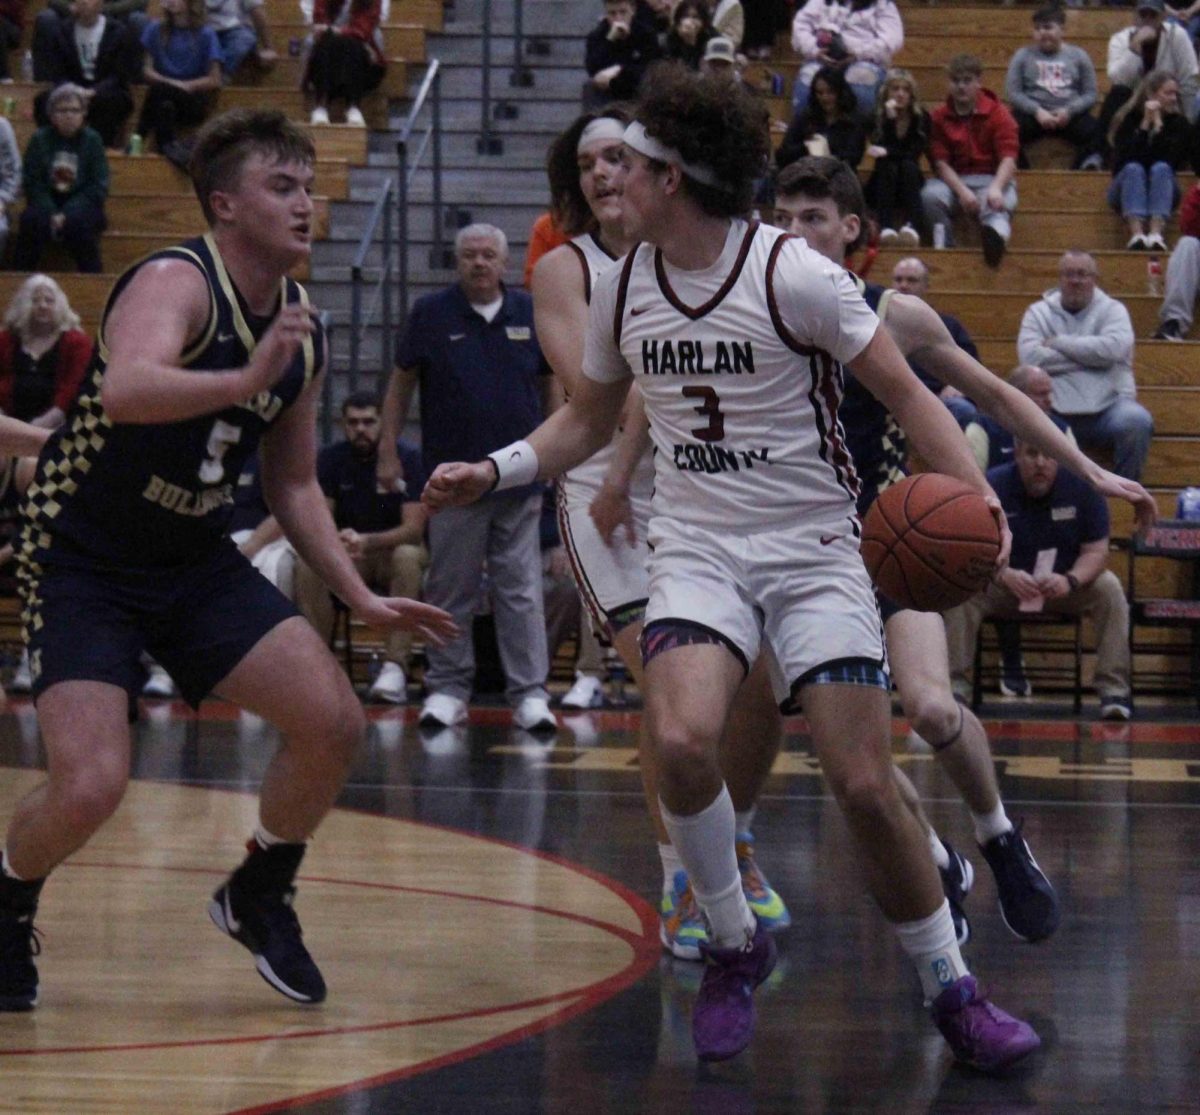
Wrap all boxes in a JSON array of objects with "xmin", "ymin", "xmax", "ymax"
[
  {"xmin": 1017, "ymin": 250, "xmax": 1154, "ymax": 481},
  {"xmin": 790, "ymin": 0, "xmax": 903, "ymax": 118},
  {"xmin": 1099, "ymin": 0, "xmax": 1199, "ymax": 154}
]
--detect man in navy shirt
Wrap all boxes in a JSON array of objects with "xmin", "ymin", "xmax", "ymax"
[
  {"xmin": 944, "ymin": 437, "xmax": 1133, "ymax": 719},
  {"xmin": 296, "ymin": 391, "xmax": 429, "ymax": 704},
  {"xmin": 378, "ymin": 223, "xmax": 557, "ymax": 732}
]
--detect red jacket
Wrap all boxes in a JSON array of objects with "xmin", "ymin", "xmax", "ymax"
[
  {"xmin": 929, "ymin": 88, "xmax": 1019, "ymax": 177},
  {"xmin": 0, "ymin": 328, "xmax": 92, "ymax": 416},
  {"xmin": 1180, "ymin": 182, "xmax": 1200, "ymax": 239}
]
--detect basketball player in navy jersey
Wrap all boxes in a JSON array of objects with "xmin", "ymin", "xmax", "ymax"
[
  {"xmin": 424, "ymin": 67, "xmax": 1040, "ymax": 1070},
  {"xmin": 533, "ymin": 106, "xmax": 789, "ymax": 961},
  {"xmin": 0, "ymin": 109, "xmax": 457, "ymax": 1013},
  {"xmin": 772, "ymin": 156, "xmax": 1156, "ymax": 945}
]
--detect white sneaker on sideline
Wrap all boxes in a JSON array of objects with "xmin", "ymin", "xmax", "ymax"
[
  {"xmin": 9, "ymin": 649, "xmax": 31, "ymax": 693},
  {"xmin": 419, "ymin": 692, "xmax": 468, "ymax": 727},
  {"xmin": 310, "ymin": 106, "xmax": 330, "ymax": 125},
  {"xmin": 143, "ymin": 664, "xmax": 176, "ymax": 698},
  {"xmin": 897, "ymin": 223, "xmax": 920, "ymax": 246},
  {"xmin": 345, "ymin": 106, "xmax": 365, "ymax": 126},
  {"xmin": 560, "ymin": 673, "xmax": 604, "ymax": 709},
  {"xmin": 368, "ymin": 661, "xmax": 407, "ymax": 704},
  {"xmin": 514, "ymin": 695, "xmax": 556, "ymax": 733},
  {"xmin": 879, "ymin": 227, "xmax": 899, "ymax": 243}
]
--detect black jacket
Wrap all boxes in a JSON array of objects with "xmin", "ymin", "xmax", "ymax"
[{"xmin": 35, "ymin": 15, "xmax": 141, "ymax": 92}]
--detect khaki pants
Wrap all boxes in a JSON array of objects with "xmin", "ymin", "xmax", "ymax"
[
  {"xmin": 295, "ymin": 543, "xmax": 428, "ymax": 666},
  {"xmin": 943, "ymin": 569, "xmax": 1131, "ymax": 700}
]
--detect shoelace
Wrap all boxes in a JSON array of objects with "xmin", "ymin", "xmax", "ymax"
[{"xmin": 0, "ymin": 917, "xmax": 42, "ymax": 962}]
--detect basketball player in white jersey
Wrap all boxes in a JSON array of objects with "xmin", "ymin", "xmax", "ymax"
[
  {"xmin": 424, "ymin": 67, "xmax": 1039, "ymax": 1071},
  {"xmin": 772, "ymin": 156, "xmax": 1157, "ymax": 945},
  {"xmin": 533, "ymin": 106, "xmax": 789, "ymax": 961}
]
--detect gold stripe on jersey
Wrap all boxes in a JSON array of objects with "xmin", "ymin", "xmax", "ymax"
[
  {"xmin": 297, "ymin": 283, "xmax": 316, "ymax": 386},
  {"xmin": 96, "ymin": 246, "xmax": 218, "ymax": 368}
]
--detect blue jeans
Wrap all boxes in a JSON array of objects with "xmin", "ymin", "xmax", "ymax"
[
  {"xmin": 1065, "ymin": 400, "xmax": 1154, "ymax": 481},
  {"xmin": 1106, "ymin": 161, "xmax": 1179, "ymax": 220},
  {"xmin": 217, "ymin": 24, "xmax": 259, "ymax": 78}
]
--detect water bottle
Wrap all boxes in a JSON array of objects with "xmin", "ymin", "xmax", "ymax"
[
  {"xmin": 933, "ymin": 223, "xmax": 947, "ymax": 250},
  {"xmin": 19, "ymin": 50, "xmax": 32, "ymax": 83},
  {"xmin": 1177, "ymin": 486, "xmax": 1200, "ymax": 521},
  {"xmin": 1147, "ymin": 255, "xmax": 1163, "ymax": 297}
]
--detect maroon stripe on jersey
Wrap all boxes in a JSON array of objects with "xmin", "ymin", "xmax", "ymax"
[
  {"xmin": 652, "ymin": 221, "xmax": 758, "ymax": 320},
  {"xmin": 765, "ymin": 233, "xmax": 819, "ymax": 356},
  {"xmin": 565, "ymin": 241, "xmax": 592, "ymax": 304},
  {"xmin": 589, "ymin": 230, "xmax": 618, "ymax": 263},
  {"xmin": 613, "ymin": 246, "xmax": 640, "ymax": 348},
  {"xmin": 808, "ymin": 351, "xmax": 861, "ymax": 506},
  {"xmin": 556, "ymin": 482, "xmax": 611, "ymax": 636}
]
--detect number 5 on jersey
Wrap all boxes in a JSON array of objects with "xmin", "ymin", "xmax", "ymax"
[{"xmin": 199, "ymin": 418, "xmax": 243, "ymax": 484}]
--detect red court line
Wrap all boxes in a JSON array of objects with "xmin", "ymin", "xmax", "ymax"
[{"xmin": 0, "ymin": 781, "xmax": 662, "ymax": 1115}]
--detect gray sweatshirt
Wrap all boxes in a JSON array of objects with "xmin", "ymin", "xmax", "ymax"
[
  {"xmin": 1005, "ymin": 44, "xmax": 1097, "ymax": 117},
  {"xmin": 1017, "ymin": 286, "xmax": 1136, "ymax": 415}
]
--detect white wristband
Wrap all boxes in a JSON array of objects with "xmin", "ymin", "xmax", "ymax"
[{"xmin": 487, "ymin": 440, "xmax": 539, "ymax": 491}]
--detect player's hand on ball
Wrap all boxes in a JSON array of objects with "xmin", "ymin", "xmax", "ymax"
[
  {"xmin": 244, "ymin": 304, "xmax": 314, "ymax": 396},
  {"xmin": 422, "ymin": 461, "xmax": 496, "ymax": 510},
  {"xmin": 358, "ymin": 596, "xmax": 459, "ymax": 646},
  {"xmin": 984, "ymin": 493, "xmax": 1011, "ymax": 573}
]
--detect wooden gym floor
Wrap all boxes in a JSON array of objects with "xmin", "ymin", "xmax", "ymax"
[{"xmin": 0, "ymin": 695, "xmax": 1197, "ymax": 1113}]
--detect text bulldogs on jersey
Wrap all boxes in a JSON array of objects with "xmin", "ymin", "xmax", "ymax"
[{"xmin": 641, "ymin": 339, "xmax": 755, "ymax": 376}]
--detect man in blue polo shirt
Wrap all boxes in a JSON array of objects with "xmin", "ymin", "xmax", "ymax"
[
  {"xmin": 295, "ymin": 391, "xmax": 429, "ymax": 705},
  {"xmin": 378, "ymin": 223, "xmax": 557, "ymax": 733},
  {"xmin": 944, "ymin": 437, "xmax": 1133, "ymax": 720}
]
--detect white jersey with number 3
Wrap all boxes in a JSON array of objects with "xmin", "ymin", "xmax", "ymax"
[{"xmin": 582, "ymin": 218, "xmax": 880, "ymax": 533}]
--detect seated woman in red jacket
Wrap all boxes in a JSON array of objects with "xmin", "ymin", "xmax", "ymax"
[
  {"xmin": 303, "ymin": 0, "xmax": 386, "ymax": 126},
  {"xmin": 0, "ymin": 274, "xmax": 92, "ymax": 429}
]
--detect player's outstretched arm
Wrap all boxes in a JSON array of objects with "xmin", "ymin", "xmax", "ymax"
[
  {"xmin": 532, "ymin": 245, "xmax": 591, "ymax": 400},
  {"xmin": 895, "ymin": 296, "xmax": 1158, "ymax": 532},
  {"xmin": 261, "ymin": 366, "xmax": 458, "ymax": 646},
  {"xmin": 423, "ymin": 374, "xmax": 631, "ymax": 511},
  {"xmin": 101, "ymin": 259, "xmax": 313, "ymax": 425},
  {"xmin": 849, "ymin": 323, "xmax": 1012, "ymax": 568},
  {"xmin": 0, "ymin": 416, "xmax": 50, "ymax": 459}
]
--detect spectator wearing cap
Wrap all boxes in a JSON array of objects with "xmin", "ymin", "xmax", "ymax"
[
  {"xmin": 1100, "ymin": 0, "xmax": 1199, "ymax": 154},
  {"xmin": 700, "ymin": 34, "xmax": 738, "ymax": 76}
]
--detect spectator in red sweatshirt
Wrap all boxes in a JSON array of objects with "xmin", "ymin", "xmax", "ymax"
[
  {"xmin": 920, "ymin": 52, "xmax": 1020, "ymax": 268},
  {"xmin": 1152, "ymin": 179, "xmax": 1200, "ymax": 339}
]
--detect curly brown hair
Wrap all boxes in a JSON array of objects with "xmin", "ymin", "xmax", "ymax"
[
  {"xmin": 634, "ymin": 62, "xmax": 770, "ymax": 218},
  {"xmin": 545, "ymin": 104, "xmax": 634, "ymax": 237}
]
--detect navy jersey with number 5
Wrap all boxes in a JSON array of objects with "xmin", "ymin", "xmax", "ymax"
[{"xmin": 18, "ymin": 232, "xmax": 323, "ymax": 570}]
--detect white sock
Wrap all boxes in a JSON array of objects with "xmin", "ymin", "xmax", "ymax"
[
  {"xmin": 253, "ymin": 824, "xmax": 293, "ymax": 850},
  {"xmin": 734, "ymin": 807, "xmax": 756, "ymax": 836},
  {"xmin": 928, "ymin": 828, "xmax": 950, "ymax": 870},
  {"xmin": 895, "ymin": 899, "xmax": 969, "ymax": 1002},
  {"xmin": 971, "ymin": 803, "xmax": 1012, "ymax": 846},
  {"xmin": 658, "ymin": 842, "xmax": 684, "ymax": 895},
  {"xmin": 659, "ymin": 786, "xmax": 754, "ymax": 949},
  {"xmin": 1, "ymin": 850, "xmax": 28, "ymax": 882}
]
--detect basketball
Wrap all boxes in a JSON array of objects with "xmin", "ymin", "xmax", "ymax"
[{"xmin": 860, "ymin": 473, "xmax": 1001, "ymax": 612}]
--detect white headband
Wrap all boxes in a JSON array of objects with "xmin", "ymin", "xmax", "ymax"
[
  {"xmin": 622, "ymin": 120, "xmax": 724, "ymax": 189},
  {"xmin": 577, "ymin": 117, "xmax": 628, "ymax": 153}
]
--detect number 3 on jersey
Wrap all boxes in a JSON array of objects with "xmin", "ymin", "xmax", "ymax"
[
  {"xmin": 199, "ymin": 418, "xmax": 243, "ymax": 484},
  {"xmin": 682, "ymin": 385, "xmax": 725, "ymax": 443}
]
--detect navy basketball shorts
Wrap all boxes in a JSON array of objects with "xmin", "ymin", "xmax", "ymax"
[{"xmin": 21, "ymin": 542, "xmax": 300, "ymax": 707}]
